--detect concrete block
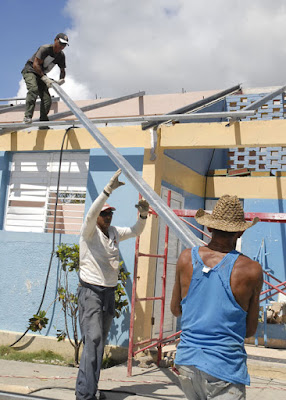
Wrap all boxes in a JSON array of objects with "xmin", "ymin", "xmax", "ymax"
[
  {"xmin": 208, "ymin": 169, "xmax": 228, "ymax": 176},
  {"xmin": 267, "ymin": 302, "xmax": 286, "ymax": 324},
  {"xmin": 251, "ymin": 171, "xmax": 271, "ymax": 177},
  {"xmin": 228, "ymin": 168, "xmax": 250, "ymax": 176}
]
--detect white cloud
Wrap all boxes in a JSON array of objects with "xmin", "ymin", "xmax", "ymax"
[
  {"xmin": 61, "ymin": 0, "xmax": 286, "ymax": 97},
  {"xmin": 17, "ymin": 0, "xmax": 286, "ymax": 101}
]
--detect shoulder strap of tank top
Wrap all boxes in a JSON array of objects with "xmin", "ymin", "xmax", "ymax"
[
  {"xmin": 218, "ymin": 250, "xmax": 241, "ymax": 287},
  {"xmin": 191, "ymin": 246, "xmax": 201, "ymax": 269}
]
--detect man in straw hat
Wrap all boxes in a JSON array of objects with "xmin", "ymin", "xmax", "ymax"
[
  {"xmin": 171, "ymin": 194, "xmax": 263, "ymax": 400},
  {"xmin": 76, "ymin": 169, "xmax": 149, "ymax": 400}
]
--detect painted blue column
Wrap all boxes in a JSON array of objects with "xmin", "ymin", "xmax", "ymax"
[{"xmin": 0, "ymin": 151, "xmax": 11, "ymax": 230}]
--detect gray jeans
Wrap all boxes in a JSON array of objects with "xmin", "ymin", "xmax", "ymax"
[
  {"xmin": 176, "ymin": 365, "xmax": 246, "ymax": 400},
  {"xmin": 76, "ymin": 285, "xmax": 115, "ymax": 400}
]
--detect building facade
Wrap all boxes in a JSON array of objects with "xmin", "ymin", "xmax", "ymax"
[{"xmin": 0, "ymin": 87, "xmax": 285, "ymax": 353}]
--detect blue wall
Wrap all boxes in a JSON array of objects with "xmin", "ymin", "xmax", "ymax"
[
  {"xmin": 0, "ymin": 148, "xmax": 145, "ymax": 348},
  {"xmin": 165, "ymin": 148, "xmax": 228, "ymax": 176},
  {"xmin": 164, "ymin": 99, "xmax": 229, "ymax": 175},
  {"xmin": 180, "ymin": 98, "xmax": 227, "ymax": 123},
  {"xmin": 242, "ymin": 198, "xmax": 286, "ymax": 285},
  {"xmin": 0, "ymin": 230, "xmax": 78, "ymax": 334}
]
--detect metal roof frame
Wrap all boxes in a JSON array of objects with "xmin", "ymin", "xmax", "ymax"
[
  {"xmin": 0, "ymin": 91, "xmax": 145, "ymax": 136},
  {"xmin": 0, "ymin": 110, "xmax": 256, "ymax": 133},
  {"xmin": 227, "ymin": 84, "xmax": 286, "ymax": 125},
  {"xmin": 141, "ymin": 83, "xmax": 242, "ymax": 130},
  {"xmin": 0, "ymin": 97, "xmax": 60, "ymax": 115},
  {"xmin": 47, "ymin": 90, "xmax": 145, "ymax": 121}
]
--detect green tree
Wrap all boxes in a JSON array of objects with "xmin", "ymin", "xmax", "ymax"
[{"xmin": 28, "ymin": 243, "xmax": 130, "ymax": 365}]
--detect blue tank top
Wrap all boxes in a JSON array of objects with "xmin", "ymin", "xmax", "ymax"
[{"xmin": 175, "ymin": 246, "xmax": 250, "ymax": 385}]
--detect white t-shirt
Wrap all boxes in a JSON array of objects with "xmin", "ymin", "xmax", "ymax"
[{"xmin": 79, "ymin": 191, "xmax": 146, "ymax": 287}]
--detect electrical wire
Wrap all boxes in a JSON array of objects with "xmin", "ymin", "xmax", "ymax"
[
  {"xmin": 9, "ymin": 127, "xmax": 73, "ymax": 347},
  {"xmin": 203, "ymin": 149, "xmax": 215, "ymax": 211},
  {"xmin": 28, "ymin": 386, "xmax": 178, "ymax": 399}
]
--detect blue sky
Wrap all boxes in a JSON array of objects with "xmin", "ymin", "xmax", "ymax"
[
  {"xmin": 2, "ymin": 1, "xmax": 286, "ymax": 102},
  {"xmin": 0, "ymin": 0, "xmax": 71, "ymax": 99}
]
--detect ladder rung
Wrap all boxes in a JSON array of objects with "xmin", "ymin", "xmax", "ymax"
[
  {"xmin": 138, "ymin": 252, "xmax": 165, "ymax": 258},
  {"xmin": 134, "ymin": 338, "xmax": 158, "ymax": 347},
  {"xmin": 136, "ymin": 296, "xmax": 163, "ymax": 301}
]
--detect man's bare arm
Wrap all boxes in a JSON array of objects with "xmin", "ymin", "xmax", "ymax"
[
  {"xmin": 60, "ymin": 68, "xmax": 66, "ymax": 79},
  {"xmin": 170, "ymin": 249, "xmax": 192, "ymax": 317},
  {"xmin": 246, "ymin": 261, "xmax": 263, "ymax": 338},
  {"xmin": 170, "ymin": 266, "xmax": 182, "ymax": 317},
  {"xmin": 33, "ymin": 57, "xmax": 44, "ymax": 77}
]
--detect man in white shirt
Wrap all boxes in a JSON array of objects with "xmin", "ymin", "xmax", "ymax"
[{"xmin": 76, "ymin": 169, "xmax": 149, "ymax": 400}]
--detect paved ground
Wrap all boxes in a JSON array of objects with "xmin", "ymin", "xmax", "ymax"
[{"xmin": 0, "ymin": 345, "xmax": 285, "ymax": 399}]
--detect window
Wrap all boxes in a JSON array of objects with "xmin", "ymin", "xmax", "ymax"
[{"xmin": 5, "ymin": 152, "xmax": 89, "ymax": 234}]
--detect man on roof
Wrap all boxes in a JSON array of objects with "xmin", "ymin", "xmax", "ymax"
[
  {"xmin": 76, "ymin": 169, "xmax": 149, "ymax": 400},
  {"xmin": 171, "ymin": 194, "xmax": 263, "ymax": 400},
  {"xmin": 21, "ymin": 33, "xmax": 68, "ymax": 125}
]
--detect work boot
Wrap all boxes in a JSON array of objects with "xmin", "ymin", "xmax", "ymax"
[
  {"xmin": 23, "ymin": 116, "xmax": 32, "ymax": 124},
  {"xmin": 76, "ymin": 389, "xmax": 106, "ymax": 400},
  {"xmin": 96, "ymin": 390, "xmax": 106, "ymax": 399}
]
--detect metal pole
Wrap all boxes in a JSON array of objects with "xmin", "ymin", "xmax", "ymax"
[
  {"xmin": 141, "ymin": 83, "xmax": 242, "ymax": 130},
  {"xmin": 157, "ymin": 190, "xmax": 171, "ymax": 365},
  {"xmin": 0, "ymin": 97, "xmax": 60, "ymax": 115},
  {"xmin": 227, "ymin": 85, "xmax": 286, "ymax": 125},
  {"xmin": 47, "ymin": 91, "xmax": 145, "ymax": 121},
  {"xmin": 244, "ymin": 85, "xmax": 286, "ymax": 111},
  {"xmin": 0, "ymin": 97, "xmax": 28, "ymax": 101},
  {"xmin": 50, "ymin": 82, "xmax": 202, "ymax": 249},
  {"xmin": 0, "ymin": 110, "xmax": 256, "ymax": 133},
  {"xmin": 127, "ymin": 231, "xmax": 140, "ymax": 377}
]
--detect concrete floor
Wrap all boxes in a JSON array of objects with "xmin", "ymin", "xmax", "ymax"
[{"xmin": 0, "ymin": 345, "xmax": 285, "ymax": 399}]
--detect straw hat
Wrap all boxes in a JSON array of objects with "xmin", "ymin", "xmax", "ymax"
[{"xmin": 195, "ymin": 194, "xmax": 259, "ymax": 232}]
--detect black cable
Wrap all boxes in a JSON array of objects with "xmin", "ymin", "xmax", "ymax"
[
  {"xmin": 29, "ymin": 386, "xmax": 174, "ymax": 399},
  {"xmin": 203, "ymin": 148, "xmax": 215, "ymax": 209},
  {"xmin": 10, "ymin": 127, "xmax": 73, "ymax": 347}
]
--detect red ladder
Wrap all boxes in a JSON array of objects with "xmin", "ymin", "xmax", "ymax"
[{"xmin": 127, "ymin": 190, "xmax": 171, "ymax": 376}]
